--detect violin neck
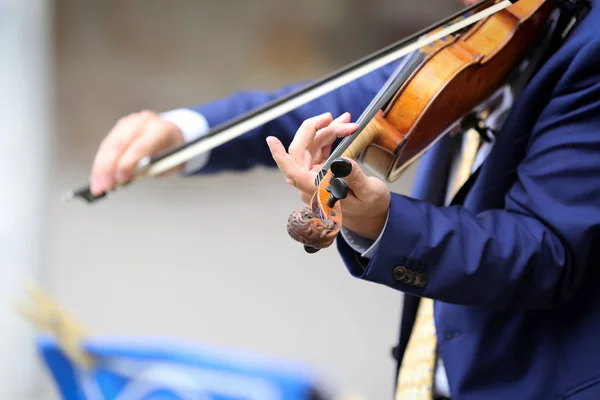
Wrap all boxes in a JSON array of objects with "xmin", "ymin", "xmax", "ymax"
[
  {"xmin": 313, "ymin": 0, "xmax": 517, "ymax": 186},
  {"xmin": 315, "ymin": 50, "xmax": 425, "ymax": 185},
  {"xmin": 148, "ymin": 0, "xmax": 510, "ymax": 181},
  {"xmin": 341, "ymin": 114, "xmax": 392, "ymax": 160},
  {"xmin": 65, "ymin": 0, "xmax": 519, "ymax": 204}
]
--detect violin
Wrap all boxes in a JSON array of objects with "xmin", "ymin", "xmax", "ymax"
[
  {"xmin": 287, "ymin": 0, "xmax": 559, "ymax": 253},
  {"xmin": 65, "ymin": 0, "xmax": 582, "ymax": 253},
  {"xmin": 65, "ymin": 0, "xmax": 520, "ymax": 204}
]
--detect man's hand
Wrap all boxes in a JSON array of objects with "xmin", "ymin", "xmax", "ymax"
[
  {"xmin": 89, "ymin": 110, "xmax": 185, "ymax": 196},
  {"xmin": 266, "ymin": 112, "xmax": 391, "ymax": 240}
]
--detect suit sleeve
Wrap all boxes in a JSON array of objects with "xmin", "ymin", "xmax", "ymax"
[
  {"xmin": 337, "ymin": 40, "xmax": 600, "ymax": 309},
  {"xmin": 186, "ymin": 61, "xmax": 400, "ymax": 173}
]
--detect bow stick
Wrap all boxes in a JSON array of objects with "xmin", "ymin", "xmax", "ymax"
[{"xmin": 64, "ymin": 0, "xmax": 517, "ymax": 204}]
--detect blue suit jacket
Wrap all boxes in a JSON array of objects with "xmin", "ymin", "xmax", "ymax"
[{"xmin": 189, "ymin": 1, "xmax": 600, "ymax": 398}]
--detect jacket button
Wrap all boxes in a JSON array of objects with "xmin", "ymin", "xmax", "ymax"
[
  {"xmin": 414, "ymin": 273, "xmax": 428, "ymax": 287},
  {"xmin": 392, "ymin": 266, "xmax": 407, "ymax": 281},
  {"xmin": 403, "ymin": 270, "xmax": 415, "ymax": 284}
]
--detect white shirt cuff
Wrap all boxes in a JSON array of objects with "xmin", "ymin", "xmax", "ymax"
[
  {"xmin": 160, "ymin": 108, "xmax": 211, "ymax": 174},
  {"xmin": 340, "ymin": 210, "xmax": 390, "ymax": 259}
]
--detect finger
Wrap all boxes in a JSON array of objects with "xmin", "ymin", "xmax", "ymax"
[
  {"xmin": 305, "ymin": 112, "xmax": 353, "ymax": 167},
  {"xmin": 310, "ymin": 112, "xmax": 353, "ymax": 145},
  {"xmin": 266, "ymin": 136, "xmax": 316, "ymax": 194},
  {"xmin": 319, "ymin": 111, "xmax": 351, "ymax": 129},
  {"xmin": 308, "ymin": 123, "xmax": 358, "ymax": 165},
  {"xmin": 309, "ymin": 120, "xmax": 358, "ymax": 156},
  {"xmin": 331, "ymin": 112, "xmax": 351, "ymax": 125},
  {"xmin": 297, "ymin": 113, "xmax": 353, "ymax": 167},
  {"xmin": 115, "ymin": 119, "xmax": 178, "ymax": 183},
  {"xmin": 338, "ymin": 158, "xmax": 371, "ymax": 197},
  {"xmin": 288, "ymin": 112, "xmax": 333, "ymax": 162},
  {"xmin": 89, "ymin": 112, "xmax": 151, "ymax": 194}
]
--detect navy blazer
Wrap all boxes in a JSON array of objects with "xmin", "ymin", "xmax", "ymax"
[{"xmin": 189, "ymin": 1, "xmax": 600, "ymax": 398}]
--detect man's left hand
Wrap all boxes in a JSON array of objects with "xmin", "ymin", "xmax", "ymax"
[{"xmin": 266, "ymin": 112, "xmax": 391, "ymax": 240}]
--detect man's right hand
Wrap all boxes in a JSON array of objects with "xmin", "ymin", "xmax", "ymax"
[{"xmin": 89, "ymin": 110, "xmax": 185, "ymax": 196}]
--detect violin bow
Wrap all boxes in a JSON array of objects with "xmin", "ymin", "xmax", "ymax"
[{"xmin": 64, "ymin": 0, "xmax": 518, "ymax": 204}]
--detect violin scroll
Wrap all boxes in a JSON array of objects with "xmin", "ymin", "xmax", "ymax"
[
  {"xmin": 287, "ymin": 159, "xmax": 353, "ymax": 253},
  {"xmin": 287, "ymin": 206, "xmax": 338, "ymax": 253},
  {"xmin": 286, "ymin": 112, "xmax": 389, "ymax": 253}
]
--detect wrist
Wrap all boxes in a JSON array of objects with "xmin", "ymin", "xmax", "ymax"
[{"xmin": 160, "ymin": 108, "xmax": 211, "ymax": 174}]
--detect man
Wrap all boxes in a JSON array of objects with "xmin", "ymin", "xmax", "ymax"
[{"xmin": 87, "ymin": 0, "xmax": 600, "ymax": 398}]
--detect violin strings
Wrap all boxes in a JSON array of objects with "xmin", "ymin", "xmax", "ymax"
[
  {"xmin": 314, "ymin": 50, "xmax": 425, "ymax": 185},
  {"xmin": 63, "ymin": 0, "xmax": 511, "ymax": 202},
  {"xmin": 145, "ymin": 0, "xmax": 511, "ymax": 179}
]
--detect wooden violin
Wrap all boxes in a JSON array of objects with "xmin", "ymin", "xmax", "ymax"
[
  {"xmin": 286, "ymin": 0, "xmax": 558, "ymax": 252},
  {"xmin": 64, "ymin": 0, "xmax": 574, "ymax": 254},
  {"xmin": 64, "ymin": 0, "xmax": 521, "ymax": 204}
]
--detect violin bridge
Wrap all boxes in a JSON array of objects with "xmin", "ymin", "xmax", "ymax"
[{"xmin": 15, "ymin": 282, "xmax": 94, "ymax": 368}]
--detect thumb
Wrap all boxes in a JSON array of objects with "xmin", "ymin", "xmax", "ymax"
[{"xmin": 337, "ymin": 158, "xmax": 370, "ymax": 196}]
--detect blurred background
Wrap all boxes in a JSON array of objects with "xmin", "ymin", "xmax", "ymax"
[{"xmin": 1, "ymin": 0, "xmax": 459, "ymax": 399}]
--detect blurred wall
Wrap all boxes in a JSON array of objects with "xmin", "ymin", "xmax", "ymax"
[
  {"xmin": 40, "ymin": 1, "xmax": 459, "ymax": 399},
  {"xmin": 0, "ymin": 0, "xmax": 53, "ymax": 398}
]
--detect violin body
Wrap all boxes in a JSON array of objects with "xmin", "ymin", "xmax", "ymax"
[
  {"xmin": 287, "ymin": 0, "xmax": 557, "ymax": 251},
  {"xmin": 359, "ymin": 0, "xmax": 555, "ymax": 182}
]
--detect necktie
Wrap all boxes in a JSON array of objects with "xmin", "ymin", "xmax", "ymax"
[
  {"xmin": 445, "ymin": 128, "xmax": 484, "ymax": 205},
  {"xmin": 394, "ymin": 296, "xmax": 437, "ymax": 399},
  {"xmin": 395, "ymin": 128, "xmax": 482, "ymax": 399}
]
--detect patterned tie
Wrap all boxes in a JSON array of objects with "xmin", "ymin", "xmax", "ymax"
[
  {"xmin": 395, "ymin": 296, "xmax": 437, "ymax": 399},
  {"xmin": 395, "ymin": 128, "xmax": 482, "ymax": 399}
]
